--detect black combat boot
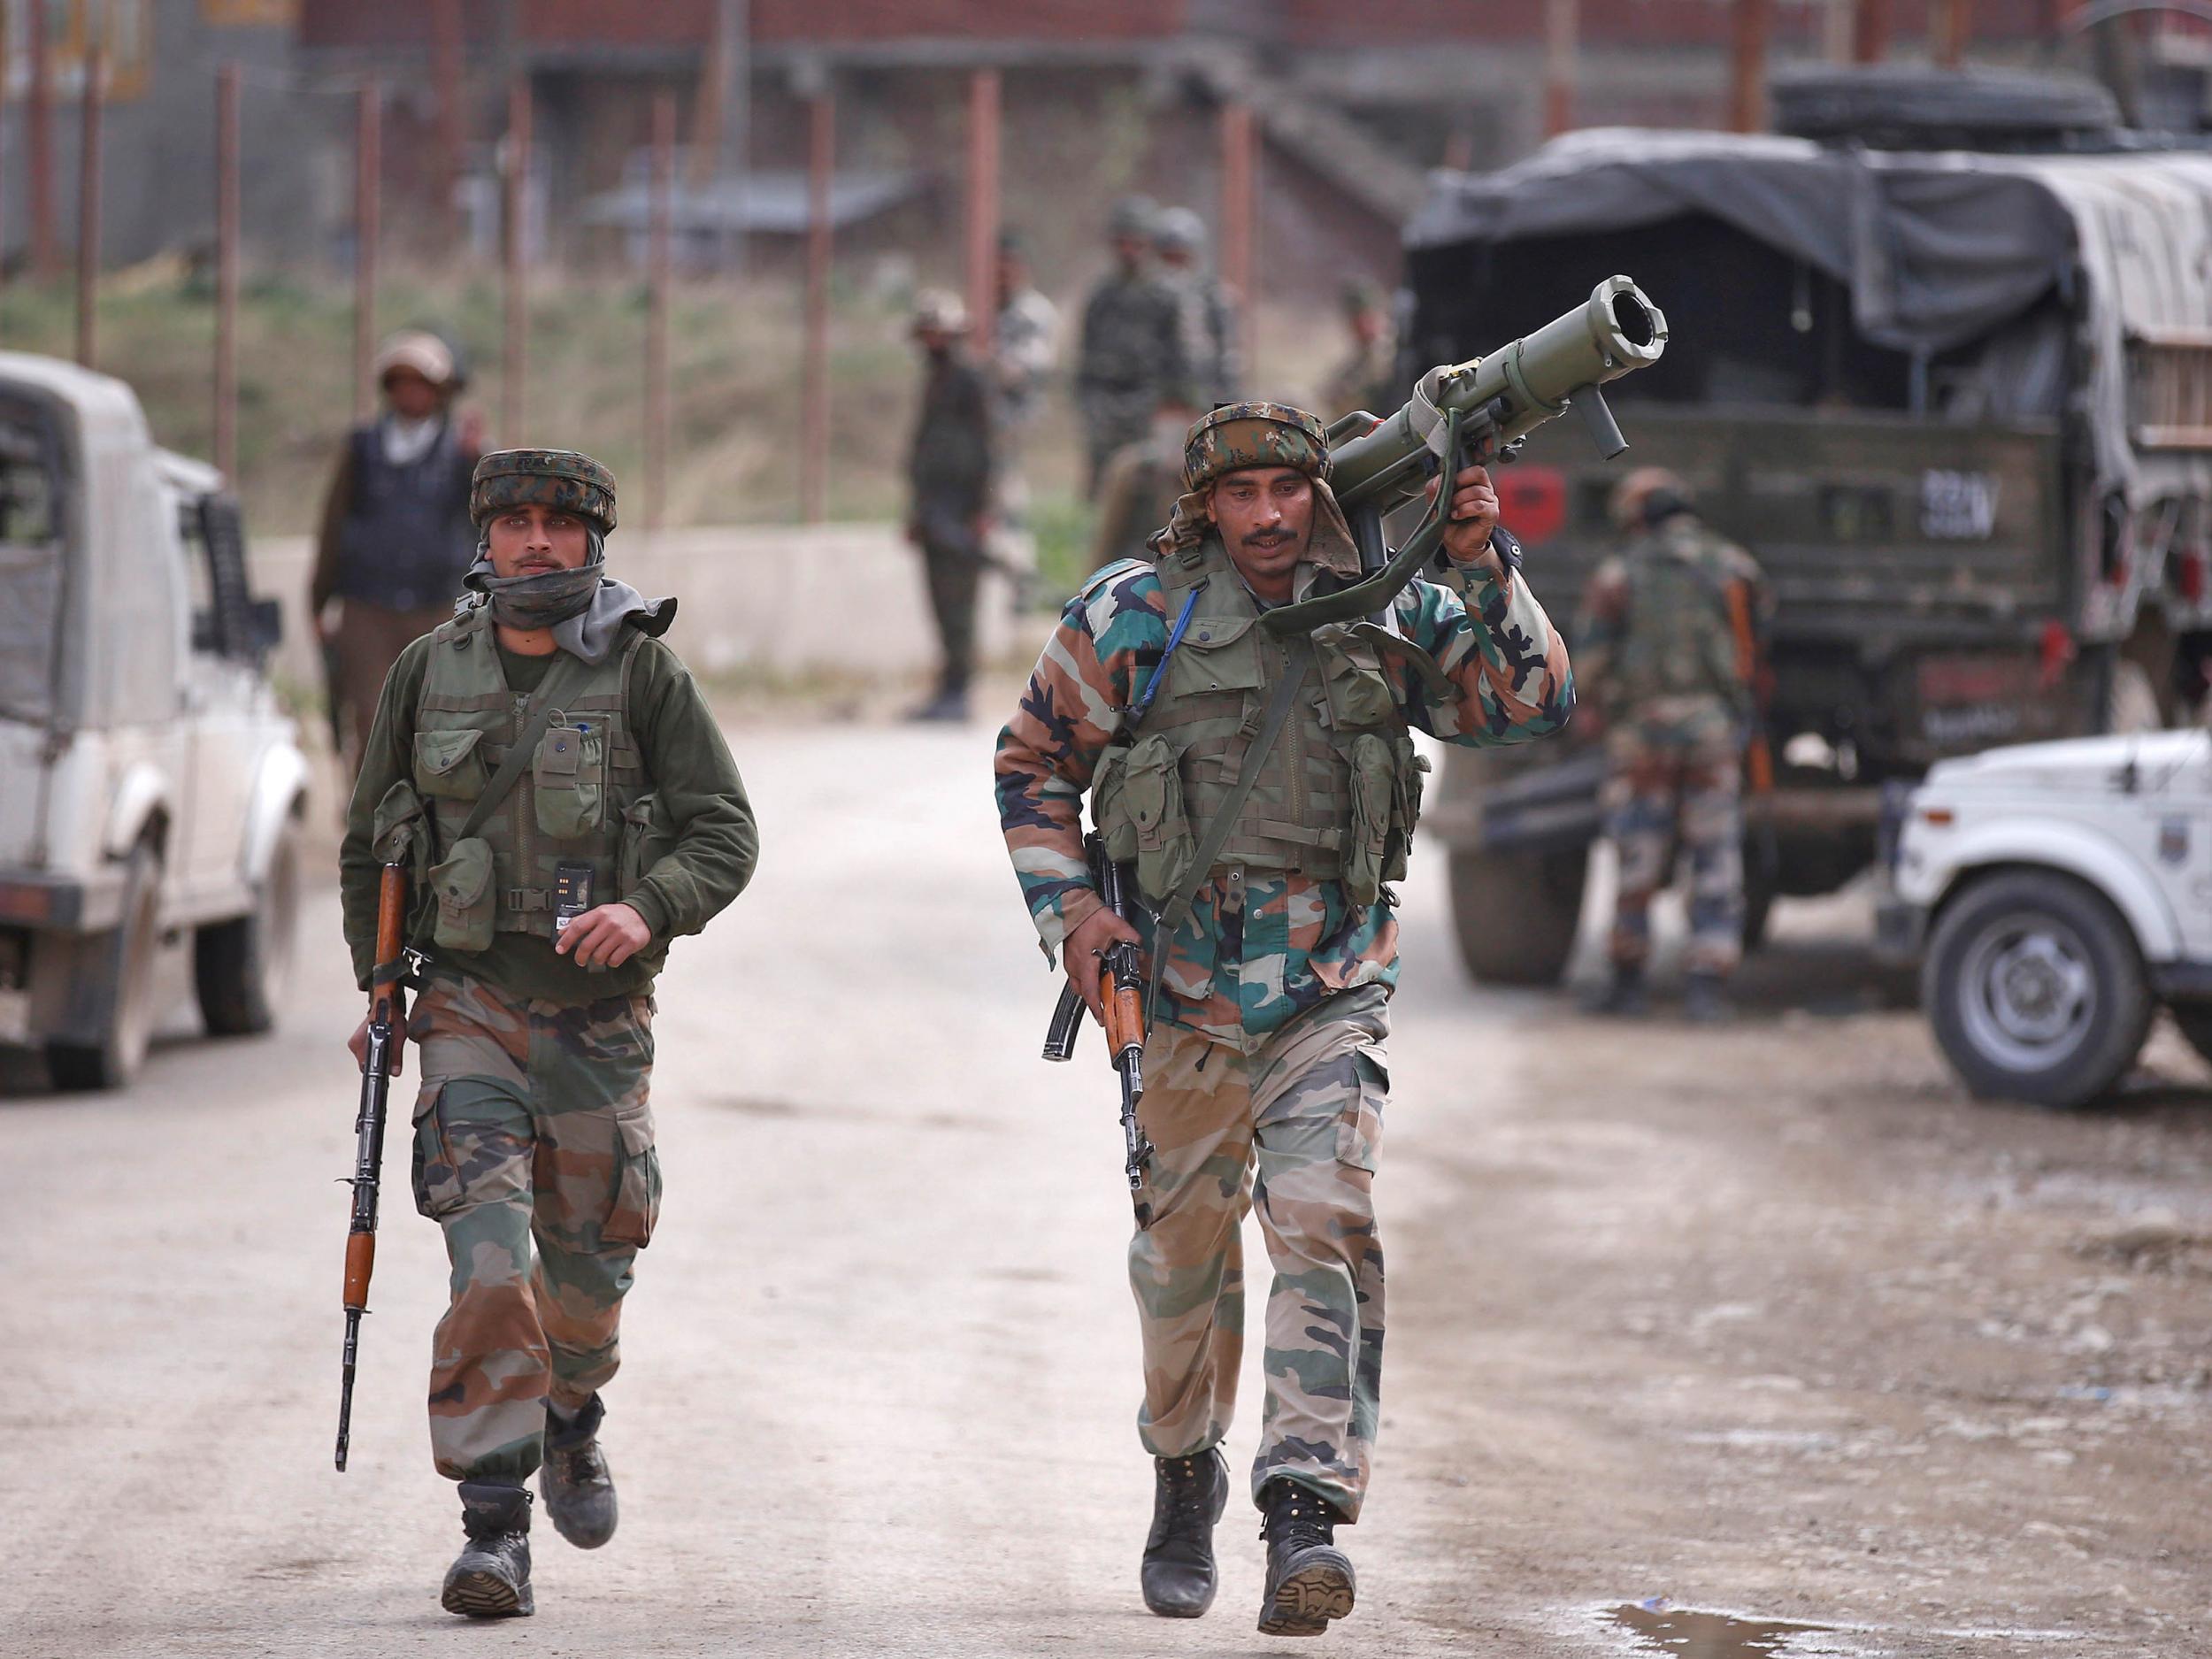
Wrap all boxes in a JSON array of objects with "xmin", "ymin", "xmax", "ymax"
[
  {"xmin": 1141, "ymin": 1448, "xmax": 1230, "ymax": 1617},
  {"xmin": 541, "ymin": 1393, "xmax": 618, "ymax": 1549},
  {"xmin": 441, "ymin": 1481, "xmax": 534, "ymax": 1618},
  {"xmin": 1256, "ymin": 1478, "xmax": 1355, "ymax": 1637},
  {"xmin": 1585, "ymin": 962, "xmax": 1648, "ymax": 1017},
  {"xmin": 1682, "ymin": 971, "xmax": 1734, "ymax": 1024}
]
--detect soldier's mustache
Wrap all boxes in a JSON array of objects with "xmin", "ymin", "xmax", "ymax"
[{"xmin": 1242, "ymin": 529, "xmax": 1294, "ymax": 550}]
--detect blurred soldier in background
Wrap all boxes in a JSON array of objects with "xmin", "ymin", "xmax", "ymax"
[
  {"xmin": 989, "ymin": 229, "xmax": 1060, "ymax": 603},
  {"xmin": 1577, "ymin": 468, "xmax": 1770, "ymax": 1022},
  {"xmin": 905, "ymin": 289, "xmax": 996, "ymax": 722},
  {"xmin": 312, "ymin": 329, "xmax": 483, "ymax": 778},
  {"xmin": 1152, "ymin": 206, "xmax": 1240, "ymax": 408},
  {"xmin": 1322, "ymin": 279, "xmax": 1399, "ymax": 418},
  {"xmin": 1087, "ymin": 383, "xmax": 1201, "ymax": 574},
  {"xmin": 1074, "ymin": 196, "xmax": 1185, "ymax": 498}
]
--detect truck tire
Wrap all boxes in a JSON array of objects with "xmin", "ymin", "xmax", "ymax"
[
  {"xmin": 1922, "ymin": 870, "xmax": 2151, "ymax": 1109},
  {"xmin": 1448, "ymin": 845, "xmax": 1586, "ymax": 987},
  {"xmin": 196, "ymin": 813, "xmax": 302, "ymax": 1037},
  {"xmin": 46, "ymin": 844, "xmax": 164, "ymax": 1093}
]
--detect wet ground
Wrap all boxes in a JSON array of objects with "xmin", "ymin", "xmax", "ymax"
[{"xmin": 4, "ymin": 717, "xmax": 2210, "ymax": 1655}]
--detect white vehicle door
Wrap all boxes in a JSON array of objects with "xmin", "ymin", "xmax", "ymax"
[
  {"xmin": 0, "ymin": 411, "xmax": 66, "ymax": 868},
  {"xmin": 2153, "ymin": 735, "xmax": 2212, "ymax": 964}
]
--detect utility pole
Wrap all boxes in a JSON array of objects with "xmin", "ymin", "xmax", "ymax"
[
  {"xmin": 1730, "ymin": 0, "xmax": 1776, "ymax": 132},
  {"xmin": 964, "ymin": 68, "xmax": 1001, "ymax": 359},
  {"xmin": 1543, "ymin": 0, "xmax": 1578, "ymax": 137},
  {"xmin": 353, "ymin": 82, "xmax": 382, "ymax": 422},
  {"xmin": 800, "ymin": 89, "xmax": 833, "ymax": 524},
  {"xmin": 75, "ymin": 46, "xmax": 103, "ymax": 368},
  {"xmin": 216, "ymin": 65, "xmax": 241, "ymax": 480},
  {"xmin": 28, "ymin": 0, "xmax": 54, "ymax": 281},
  {"xmin": 431, "ymin": 0, "xmax": 466, "ymax": 246},
  {"xmin": 502, "ymin": 74, "xmax": 532, "ymax": 444},
  {"xmin": 646, "ymin": 92, "xmax": 674, "ymax": 532},
  {"xmin": 1852, "ymin": 0, "xmax": 1894, "ymax": 62}
]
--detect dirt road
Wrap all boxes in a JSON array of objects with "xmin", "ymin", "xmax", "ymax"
[{"xmin": 4, "ymin": 718, "xmax": 2208, "ymax": 1657}]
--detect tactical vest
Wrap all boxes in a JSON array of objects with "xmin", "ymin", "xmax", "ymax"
[
  {"xmin": 1093, "ymin": 538, "xmax": 1430, "ymax": 910},
  {"xmin": 1612, "ymin": 521, "xmax": 1747, "ymax": 711},
  {"xmin": 409, "ymin": 598, "xmax": 654, "ymax": 954},
  {"xmin": 334, "ymin": 421, "xmax": 479, "ymax": 612}
]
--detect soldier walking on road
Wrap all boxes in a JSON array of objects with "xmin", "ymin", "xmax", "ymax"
[
  {"xmin": 905, "ymin": 289, "xmax": 996, "ymax": 722},
  {"xmin": 1321, "ymin": 279, "xmax": 1398, "ymax": 419},
  {"xmin": 1074, "ymin": 196, "xmax": 1186, "ymax": 498},
  {"xmin": 339, "ymin": 450, "xmax": 757, "ymax": 1618},
  {"xmin": 1152, "ymin": 206, "xmax": 1240, "ymax": 409},
  {"xmin": 311, "ymin": 330, "xmax": 483, "ymax": 778},
  {"xmin": 1578, "ymin": 467, "xmax": 1769, "ymax": 1021},
  {"xmin": 995, "ymin": 403, "xmax": 1573, "ymax": 1633},
  {"xmin": 1087, "ymin": 384, "xmax": 1202, "ymax": 575}
]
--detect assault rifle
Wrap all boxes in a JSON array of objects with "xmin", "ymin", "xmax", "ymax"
[
  {"xmin": 334, "ymin": 856, "xmax": 415, "ymax": 1472},
  {"xmin": 1042, "ymin": 834, "xmax": 1156, "ymax": 1228}
]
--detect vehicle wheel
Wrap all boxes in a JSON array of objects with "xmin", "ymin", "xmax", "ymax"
[
  {"xmin": 1448, "ymin": 844, "xmax": 1587, "ymax": 987},
  {"xmin": 1922, "ymin": 870, "xmax": 2152, "ymax": 1109},
  {"xmin": 196, "ymin": 813, "xmax": 303, "ymax": 1037},
  {"xmin": 46, "ymin": 844, "xmax": 164, "ymax": 1092},
  {"xmin": 2168, "ymin": 1002, "xmax": 2212, "ymax": 1071}
]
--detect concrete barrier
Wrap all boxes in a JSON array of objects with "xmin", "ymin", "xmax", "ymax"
[{"xmin": 250, "ymin": 524, "xmax": 1016, "ymax": 692}]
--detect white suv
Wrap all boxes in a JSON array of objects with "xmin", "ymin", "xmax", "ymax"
[
  {"xmin": 0, "ymin": 354, "xmax": 305, "ymax": 1090},
  {"xmin": 1892, "ymin": 728, "xmax": 2212, "ymax": 1108}
]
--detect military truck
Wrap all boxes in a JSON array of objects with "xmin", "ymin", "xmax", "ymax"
[
  {"xmin": 0, "ymin": 355, "xmax": 305, "ymax": 1089},
  {"xmin": 1397, "ymin": 68, "xmax": 2212, "ymax": 985}
]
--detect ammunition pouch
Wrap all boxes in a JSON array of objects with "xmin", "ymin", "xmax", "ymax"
[
  {"xmin": 533, "ymin": 718, "xmax": 605, "ymax": 840},
  {"xmin": 427, "ymin": 836, "xmax": 496, "ymax": 954}
]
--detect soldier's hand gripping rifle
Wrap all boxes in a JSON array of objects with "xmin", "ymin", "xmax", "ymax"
[
  {"xmin": 334, "ymin": 857, "xmax": 416, "ymax": 1472},
  {"xmin": 1042, "ymin": 834, "xmax": 1157, "ymax": 1228},
  {"xmin": 1271, "ymin": 275, "xmax": 1669, "ymax": 635}
]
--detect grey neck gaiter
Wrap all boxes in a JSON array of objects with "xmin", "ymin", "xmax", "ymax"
[{"xmin": 464, "ymin": 529, "xmax": 606, "ymax": 632}]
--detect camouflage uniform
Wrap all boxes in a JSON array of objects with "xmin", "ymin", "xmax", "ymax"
[
  {"xmin": 1075, "ymin": 219, "xmax": 1187, "ymax": 498},
  {"xmin": 995, "ymin": 404, "xmax": 1573, "ymax": 1520},
  {"xmin": 1087, "ymin": 420, "xmax": 1188, "ymax": 575},
  {"xmin": 1154, "ymin": 211, "xmax": 1240, "ymax": 410},
  {"xmin": 907, "ymin": 320, "xmax": 995, "ymax": 703},
  {"xmin": 340, "ymin": 450, "xmax": 757, "ymax": 1491},
  {"xmin": 1578, "ymin": 512, "xmax": 1767, "ymax": 976},
  {"xmin": 1321, "ymin": 282, "xmax": 1399, "ymax": 419}
]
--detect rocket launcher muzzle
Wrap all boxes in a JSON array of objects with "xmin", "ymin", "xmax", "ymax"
[
  {"xmin": 1329, "ymin": 274, "xmax": 1668, "ymax": 518},
  {"xmin": 1259, "ymin": 276, "xmax": 1665, "ymax": 636}
]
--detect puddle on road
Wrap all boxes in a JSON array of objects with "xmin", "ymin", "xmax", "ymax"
[{"xmin": 1604, "ymin": 1601, "xmax": 1833, "ymax": 1657}]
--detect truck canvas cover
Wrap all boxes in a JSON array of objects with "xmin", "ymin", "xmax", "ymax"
[{"xmin": 1405, "ymin": 128, "xmax": 2212, "ymax": 507}]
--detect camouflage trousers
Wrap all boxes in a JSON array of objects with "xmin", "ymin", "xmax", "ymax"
[
  {"xmin": 1129, "ymin": 989, "xmax": 1387, "ymax": 1521},
  {"xmin": 407, "ymin": 974, "xmax": 662, "ymax": 1485},
  {"xmin": 1602, "ymin": 722, "xmax": 1745, "ymax": 975}
]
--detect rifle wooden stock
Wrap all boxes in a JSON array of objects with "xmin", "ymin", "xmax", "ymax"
[
  {"xmin": 1102, "ymin": 965, "xmax": 1145, "ymax": 1062},
  {"xmin": 342, "ymin": 1230, "xmax": 375, "ymax": 1310}
]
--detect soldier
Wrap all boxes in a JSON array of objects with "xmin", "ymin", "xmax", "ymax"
[
  {"xmin": 1087, "ymin": 384, "xmax": 1202, "ymax": 575},
  {"xmin": 995, "ymin": 403, "xmax": 1572, "ymax": 1633},
  {"xmin": 1577, "ymin": 467, "xmax": 1769, "ymax": 1021},
  {"xmin": 338, "ymin": 449, "xmax": 757, "ymax": 1618},
  {"xmin": 311, "ymin": 329, "xmax": 483, "ymax": 776},
  {"xmin": 1321, "ymin": 279, "xmax": 1398, "ymax": 419},
  {"xmin": 905, "ymin": 288, "xmax": 996, "ymax": 722},
  {"xmin": 1151, "ymin": 206, "xmax": 1240, "ymax": 408},
  {"xmin": 1074, "ymin": 195, "xmax": 1186, "ymax": 498},
  {"xmin": 989, "ymin": 229, "xmax": 1061, "ymax": 600}
]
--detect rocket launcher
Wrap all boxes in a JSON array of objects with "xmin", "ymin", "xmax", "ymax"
[{"xmin": 1263, "ymin": 274, "xmax": 1668, "ymax": 636}]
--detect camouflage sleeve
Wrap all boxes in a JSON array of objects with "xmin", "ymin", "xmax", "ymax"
[
  {"xmin": 338, "ymin": 635, "xmax": 434, "ymax": 989},
  {"xmin": 993, "ymin": 563, "xmax": 1167, "ymax": 963},
  {"xmin": 620, "ymin": 641, "xmax": 759, "ymax": 942},
  {"xmin": 1574, "ymin": 557, "xmax": 1630, "ymax": 710},
  {"xmin": 1396, "ymin": 549, "xmax": 1574, "ymax": 747}
]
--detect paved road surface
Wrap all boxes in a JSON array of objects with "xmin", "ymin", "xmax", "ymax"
[{"xmin": 4, "ymin": 717, "xmax": 2210, "ymax": 1656}]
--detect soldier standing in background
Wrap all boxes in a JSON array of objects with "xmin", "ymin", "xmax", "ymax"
[
  {"xmin": 1152, "ymin": 206, "xmax": 1240, "ymax": 408},
  {"xmin": 1321, "ymin": 280, "xmax": 1399, "ymax": 419},
  {"xmin": 340, "ymin": 449, "xmax": 757, "ymax": 1617},
  {"xmin": 1074, "ymin": 196, "xmax": 1186, "ymax": 498},
  {"xmin": 905, "ymin": 289, "xmax": 996, "ymax": 722},
  {"xmin": 1087, "ymin": 383, "xmax": 1201, "ymax": 575},
  {"xmin": 1578, "ymin": 467, "xmax": 1770, "ymax": 1022},
  {"xmin": 995, "ymin": 403, "xmax": 1571, "ymax": 1634},
  {"xmin": 312, "ymin": 330, "xmax": 483, "ymax": 778},
  {"xmin": 989, "ymin": 230, "xmax": 1061, "ymax": 602}
]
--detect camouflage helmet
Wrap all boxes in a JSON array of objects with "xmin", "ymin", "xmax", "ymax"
[
  {"xmin": 1152, "ymin": 205, "xmax": 1206, "ymax": 257},
  {"xmin": 470, "ymin": 449, "xmax": 618, "ymax": 534},
  {"xmin": 1183, "ymin": 400, "xmax": 1331, "ymax": 492},
  {"xmin": 1108, "ymin": 194, "xmax": 1157, "ymax": 241}
]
